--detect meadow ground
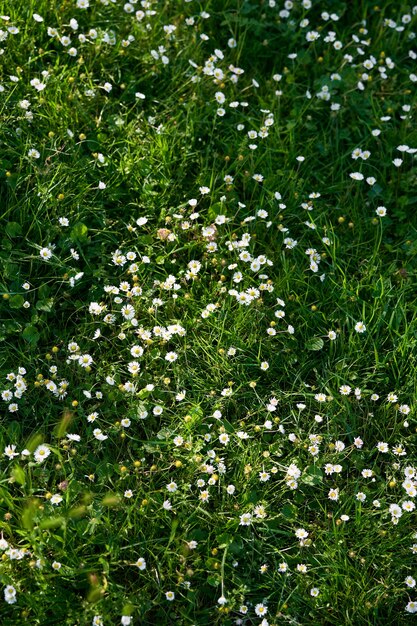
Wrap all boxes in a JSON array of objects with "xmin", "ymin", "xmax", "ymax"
[{"xmin": 1, "ymin": 0, "xmax": 417, "ymax": 624}]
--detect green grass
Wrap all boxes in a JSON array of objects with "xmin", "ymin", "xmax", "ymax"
[{"xmin": 1, "ymin": 0, "xmax": 417, "ymax": 624}]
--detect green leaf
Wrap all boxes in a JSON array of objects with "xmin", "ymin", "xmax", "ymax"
[
  {"xmin": 39, "ymin": 516, "xmax": 65, "ymax": 530},
  {"xmin": 281, "ymin": 503, "xmax": 298, "ymax": 520},
  {"xmin": 11, "ymin": 465, "xmax": 26, "ymax": 486},
  {"xmin": 5, "ymin": 222, "xmax": 22, "ymax": 238},
  {"xmin": 208, "ymin": 202, "xmax": 224, "ymax": 221},
  {"xmin": 22, "ymin": 324, "xmax": 40, "ymax": 344},
  {"xmin": 70, "ymin": 222, "xmax": 88, "ymax": 241},
  {"xmin": 305, "ymin": 337, "xmax": 324, "ymax": 351},
  {"xmin": 216, "ymin": 532, "xmax": 232, "ymax": 547},
  {"xmin": 9, "ymin": 294, "xmax": 24, "ymax": 309},
  {"xmin": 301, "ymin": 465, "xmax": 323, "ymax": 486},
  {"xmin": 229, "ymin": 538, "xmax": 244, "ymax": 554},
  {"xmin": 137, "ymin": 388, "xmax": 150, "ymax": 400},
  {"xmin": 138, "ymin": 235, "xmax": 153, "ymax": 245},
  {"xmin": 21, "ymin": 499, "xmax": 39, "ymax": 530},
  {"xmin": 36, "ymin": 298, "xmax": 54, "ymax": 312},
  {"xmin": 7, "ymin": 420, "xmax": 21, "ymax": 439},
  {"xmin": 157, "ymin": 427, "xmax": 171, "ymax": 440},
  {"xmin": 38, "ymin": 283, "xmax": 50, "ymax": 299}
]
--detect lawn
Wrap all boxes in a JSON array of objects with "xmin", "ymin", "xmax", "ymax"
[{"xmin": 1, "ymin": 0, "xmax": 417, "ymax": 624}]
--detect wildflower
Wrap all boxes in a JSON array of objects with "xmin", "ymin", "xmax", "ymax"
[
  {"xmin": 255, "ymin": 603, "xmax": 268, "ymax": 617},
  {"xmin": 339, "ymin": 385, "xmax": 351, "ymax": 395},
  {"xmin": 121, "ymin": 304, "xmax": 135, "ymax": 319},
  {"xmin": 354, "ymin": 321, "xmax": 366, "ymax": 333},
  {"xmin": 34, "ymin": 445, "xmax": 51, "ymax": 463},
  {"xmin": 399, "ymin": 404, "xmax": 410, "ymax": 415},
  {"xmin": 136, "ymin": 557, "xmax": 146, "ymax": 570},
  {"xmin": 199, "ymin": 490, "xmax": 210, "ymax": 502},
  {"xmin": 39, "ymin": 247, "xmax": 53, "ymax": 260},
  {"xmin": 165, "ymin": 591, "xmax": 175, "ymax": 601},
  {"xmin": 93, "ymin": 429, "xmax": 108, "ymax": 441},
  {"xmin": 406, "ymin": 601, "xmax": 417, "ymax": 613},
  {"xmin": 375, "ymin": 206, "xmax": 387, "ymax": 217},
  {"xmin": 78, "ymin": 354, "xmax": 93, "ymax": 367},
  {"xmin": 392, "ymin": 444, "xmax": 406, "ymax": 456},
  {"xmin": 239, "ymin": 512, "xmax": 252, "ymax": 526},
  {"xmin": 328, "ymin": 488, "xmax": 339, "ymax": 501},
  {"xmin": 4, "ymin": 445, "xmax": 19, "ymax": 460},
  {"xmin": 4, "ymin": 585, "xmax": 17, "ymax": 604},
  {"xmin": 310, "ymin": 588, "xmax": 320, "ymax": 597},
  {"xmin": 254, "ymin": 505, "xmax": 267, "ymax": 518},
  {"xmin": 389, "ymin": 504, "xmax": 402, "ymax": 518},
  {"xmin": 295, "ymin": 528, "xmax": 308, "ymax": 540}
]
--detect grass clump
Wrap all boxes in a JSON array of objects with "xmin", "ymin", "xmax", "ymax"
[{"xmin": 1, "ymin": 0, "xmax": 417, "ymax": 624}]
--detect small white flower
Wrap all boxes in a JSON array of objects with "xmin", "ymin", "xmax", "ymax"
[
  {"xmin": 34, "ymin": 444, "xmax": 51, "ymax": 463},
  {"xmin": 239, "ymin": 512, "xmax": 252, "ymax": 526},
  {"xmin": 93, "ymin": 429, "xmax": 108, "ymax": 441}
]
